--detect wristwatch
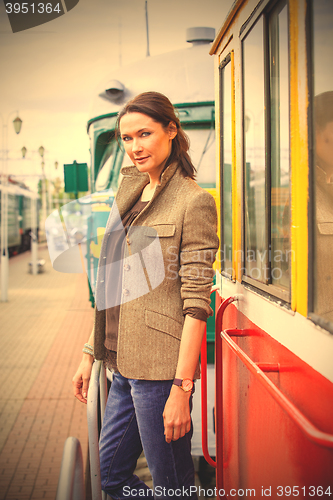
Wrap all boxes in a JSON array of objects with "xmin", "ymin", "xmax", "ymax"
[{"xmin": 173, "ymin": 378, "xmax": 194, "ymax": 393}]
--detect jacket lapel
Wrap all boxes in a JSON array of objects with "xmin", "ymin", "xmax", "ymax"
[{"xmin": 116, "ymin": 166, "xmax": 149, "ymax": 217}]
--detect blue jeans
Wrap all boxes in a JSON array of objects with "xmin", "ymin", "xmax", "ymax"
[{"xmin": 99, "ymin": 372, "xmax": 198, "ymax": 500}]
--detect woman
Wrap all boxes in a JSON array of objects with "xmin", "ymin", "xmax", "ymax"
[{"xmin": 73, "ymin": 91, "xmax": 219, "ymax": 499}]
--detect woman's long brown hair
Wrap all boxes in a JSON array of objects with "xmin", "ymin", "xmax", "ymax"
[{"xmin": 115, "ymin": 91, "xmax": 196, "ymax": 179}]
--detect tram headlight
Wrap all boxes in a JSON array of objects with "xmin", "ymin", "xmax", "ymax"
[{"xmin": 100, "ymin": 80, "xmax": 125, "ymax": 103}]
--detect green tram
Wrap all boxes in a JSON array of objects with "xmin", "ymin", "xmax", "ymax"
[{"xmin": 0, "ymin": 181, "xmax": 38, "ymax": 256}]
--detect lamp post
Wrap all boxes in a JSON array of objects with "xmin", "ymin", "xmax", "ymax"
[
  {"xmin": 20, "ymin": 145, "xmax": 49, "ymax": 273},
  {"xmin": 38, "ymin": 146, "xmax": 48, "ymax": 243},
  {"xmin": 1, "ymin": 112, "xmax": 22, "ymax": 301}
]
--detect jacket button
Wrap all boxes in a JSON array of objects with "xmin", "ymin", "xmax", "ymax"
[
  {"xmin": 123, "ymin": 289, "xmax": 129, "ymax": 296},
  {"xmin": 124, "ymin": 263, "xmax": 130, "ymax": 271}
]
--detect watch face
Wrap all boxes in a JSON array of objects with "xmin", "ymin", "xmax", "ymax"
[{"xmin": 182, "ymin": 379, "xmax": 193, "ymax": 392}]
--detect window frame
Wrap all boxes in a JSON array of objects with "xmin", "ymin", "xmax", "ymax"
[
  {"xmin": 241, "ymin": 0, "xmax": 291, "ymax": 304},
  {"xmin": 219, "ymin": 53, "xmax": 234, "ymax": 280}
]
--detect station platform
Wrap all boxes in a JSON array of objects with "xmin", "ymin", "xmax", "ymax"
[
  {"xmin": 0, "ymin": 246, "xmax": 216, "ymax": 500},
  {"xmin": 0, "ymin": 246, "xmax": 93, "ymax": 499}
]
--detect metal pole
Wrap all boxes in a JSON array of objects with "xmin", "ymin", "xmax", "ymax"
[
  {"xmin": 41, "ymin": 162, "xmax": 47, "ymax": 242},
  {"xmin": 48, "ymin": 175, "xmax": 53, "ymax": 213},
  {"xmin": 145, "ymin": 1, "xmax": 150, "ymax": 57},
  {"xmin": 31, "ymin": 194, "xmax": 38, "ymax": 275},
  {"xmin": 1, "ymin": 121, "xmax": 8, "ymax": 301},
  {"xmin": 55, "ymin": 436, "xmax": 86, "ymax": 500}
]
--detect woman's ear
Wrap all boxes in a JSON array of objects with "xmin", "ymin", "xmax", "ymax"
[{"xmin": 168, "ymin": 121, "xmax": 178, "ymax": 140}]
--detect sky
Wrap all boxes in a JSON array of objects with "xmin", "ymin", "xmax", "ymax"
[{"xmin": 0, "ymin": 0, "xmax": 234, "ymax": 192}]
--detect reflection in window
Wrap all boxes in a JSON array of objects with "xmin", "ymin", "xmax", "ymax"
[
  {"xmin": 269, "ymin": 1, "xmax": 290, "ymax": 290},
  {"xmin": 186, "ymin": 127, "xmax": 216, "ymax": 187},
  {"xmin": 220, "ymin": 59, "xmax": 233, "ymax": 275},
  {"xmin": 243, "ymin": 17, "xmax": 267, "ymax": 283},
  {"xmin": 95, "ymin": 140, "xmax": 117, "ymax": 192},
  {"xmin": 312, "ymin": 0, "xmax": 333, "ymax": 323},
  {"xmin": 243, "ymin": 2, "xmax": 290, "ymax": 297}
]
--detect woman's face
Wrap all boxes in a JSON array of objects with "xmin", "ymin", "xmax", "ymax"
[
  {"xmin": 316, "ymin": 121, "xmax": 333, "ymax": 175},
  {"xmin": 119, "ymin": 112, "xmax": 177, "ymax": 180}
]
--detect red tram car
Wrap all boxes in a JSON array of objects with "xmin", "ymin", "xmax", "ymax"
[{"xmin": 206, "ymin": 0, "xmax": 333, "ymax": 497}]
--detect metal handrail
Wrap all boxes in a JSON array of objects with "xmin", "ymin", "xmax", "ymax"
[
  {"xmin": 200, "ymin": 327, "xmax": 217, "ymax": 468},
  {"xmin": 87, "ymin": 360, "xmax": 113, "ymax": 500},
  {"xmin": 55, "ymin": 437, "xmax": 85, "ymax": 500},
  {"xmin": 87, "ymin": 360, "xmax": 105, "ymax": 500},
  {"xmin": 56, "ymin": 361, "xmax": 111, "ymax": 499},
  {"xmin": 222, "ymin": 330, "xmax": 333, "ymax": 449},
  {"xmin": 200, "ymin": 286, "xmax": 219, "ymax": 468}
]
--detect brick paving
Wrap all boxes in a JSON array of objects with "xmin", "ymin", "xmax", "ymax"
[{"xmin": 0, "ymin": 246, "xmax": 93, "ymax": 500}]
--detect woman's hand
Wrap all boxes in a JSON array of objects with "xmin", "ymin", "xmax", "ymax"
[
  {"xmin": 163, "ymin": 385, "xmax": 191, "ymax": 443},
  {"xmin": 72, "ymin": 353, "xmax": 94, "ymax": 404}
]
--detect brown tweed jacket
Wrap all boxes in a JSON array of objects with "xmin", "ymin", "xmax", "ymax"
[{"xmin": 93, "ymin": 161, "xmax": 219, "ymax": 380}]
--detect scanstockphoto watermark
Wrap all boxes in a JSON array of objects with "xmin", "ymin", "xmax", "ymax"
[
  {"xmin": 122, "ymin": 485, "xmax": 257, "ymax": 497},
  {"xmin": 45, "ymin": 193, "xmax": 294, "ymax": 311},
  {"xmin": 215, "ymin": 245, "xmax": 295, "ymax": 267},
  {"xmin": 167, "ymin": 244, "xmax": 294, "ymax": 267},
  {"xmin": 123, "ymin": 485, "xmax": 332, "ymax": 497},
  {"xmin": 166, "ymin": 244, "xmax": 294, "ymax": 282}
]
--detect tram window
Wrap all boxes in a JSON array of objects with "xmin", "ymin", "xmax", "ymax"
[
  {"xmin": 220, "ymin": 58, "xmax": 233, "ymax": 276},
  {"xmin": 95, "ymin": 139, "xmax": 117, "ymax": 192},
  {"xmin": 311, "ymin": 0, "xmax": 333, "ymax": 325},
  {"xmin": 185, "ymin": 128, "xmax": 216, "ymax": 187},
  {"xmin": 243, "ymin": 17, "xmax": 267, "ymax": 284},
  {"xmin": 243, "ymin": 0, "xmax": 290, "ymax": 300},
  {"xmin": 269, "ymin": 2, "xmax": 290, "ymax": 291}
]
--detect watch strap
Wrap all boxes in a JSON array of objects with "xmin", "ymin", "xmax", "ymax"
[
  {"xmin": 173, "ymin": 378, "xmax": 194, "ymax": 393},
  {"xmin": 173, "ymin": 378, "xmax": 183, "ymax": 387}
]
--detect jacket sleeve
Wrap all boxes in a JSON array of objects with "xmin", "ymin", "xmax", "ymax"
[{"xmin": 180, "ymin": 189, "xmax": 219, "ymax": 317}]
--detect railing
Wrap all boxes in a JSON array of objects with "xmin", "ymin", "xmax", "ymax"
[
  {"xmin": 56, "ymin": 360, "xmax": 112, "ymax": 500},
  {"xmin": 222, "ymin": 329, "xmax": 333, "ymax": 449},
  {"xmin": 87, "ymin": 360, "xmax": 112, "ymax": 500},
  {"xmin": 201, "ymin": 294, "xmax": 333, "ymax": 498},
  {"xmin": 200, "ymin": 284, "xmax": 223, "ymax": 468},
  {"xmin": 200, "ymin": 326, "xmax": 216, "ymax": 468},
  {"xmin": 201, "ymin": 295, "xmax": 238, "ymax": 492},
  {"xmin": 55, "ymin": 437, "xmax": 85, "ymax": 500}
]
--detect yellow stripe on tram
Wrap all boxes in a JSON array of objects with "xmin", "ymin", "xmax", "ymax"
[{"xmin": 289, "ymin": 0, "xmax": 309, "ymax": 316}]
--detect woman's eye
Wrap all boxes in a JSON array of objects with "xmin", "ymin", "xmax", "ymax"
[
  {"xmin": 142, "ymin": 132, "xmax": 150, "ymax": 137},
  {"xmin": 122, "ymin": 136, "xmax": 131, "ymax": 142}
]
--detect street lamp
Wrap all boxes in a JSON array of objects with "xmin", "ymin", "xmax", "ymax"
[
  {"xmin": 1, "ymin": 113, "xmax": 22, "ymax": 302},
  {"xmin": 13, "ymin": 117, "xmax": 23, "ymax": 135},
  {"xmin": 39, "ymin": 148, "xmax": 48, "ymax": 240}
]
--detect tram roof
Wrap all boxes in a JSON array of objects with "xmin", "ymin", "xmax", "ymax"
[
  {"xmin": 0, "ymin": 183, "xmax": 38, "ymax": 198},
  {"xmin": 210, "ymin": 0, "xmax": 244, "ymax": 55},
  {"xmin": 88, "ymin": 42, "xmax": 215, "ymax": 132}
]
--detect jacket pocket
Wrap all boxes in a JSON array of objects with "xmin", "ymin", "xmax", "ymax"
[
  {"xmin": 145, "ymin": 224, "xmax": 176, "ymax": 238},
  {"xmin": 145, "ymin": 309, "xmax": 182, "ymax": 339}
]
